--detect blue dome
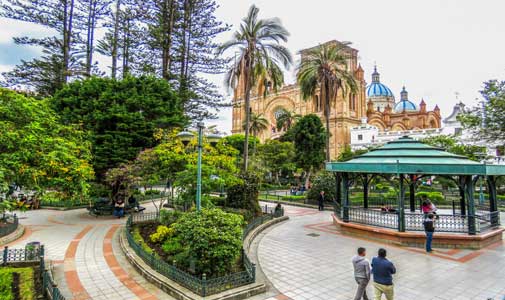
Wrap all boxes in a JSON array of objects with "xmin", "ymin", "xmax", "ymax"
[
  {"xmin": 394, "ymin": 100, "xmax": 417, "ymax": 112},
  {"xmin": 366, "ymin": 82, "xmax": 394, "ymax": 98},
  {"xmin": 366, "ymin": 66, "xmax": 394, "ymax": 98},
  {"xmin": 394, "ymin": 86, "xmax": 418, "ymax": 112}
]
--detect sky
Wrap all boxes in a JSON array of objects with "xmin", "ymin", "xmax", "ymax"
[{"xmin": 1, "ymin": 0, "xmax": 505, "ymax": 133}]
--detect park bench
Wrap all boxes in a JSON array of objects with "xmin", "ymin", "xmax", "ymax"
[{"xmin": 87, "ymin": 197, "xmax": 146, "ymax": 217}]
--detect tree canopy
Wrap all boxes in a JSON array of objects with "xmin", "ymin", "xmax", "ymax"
[
  {"xmin": 421, "ymin": 135, "xmax": 485, "ymax": 161},
  {"xmin": 218, "ymin": 4, "xmax": 292, "ymax": 170},
  {"xmin": 0, "ymin": 88, "xmax": 94, "ymax": 200},
  {"xmin": 459, "ymin": 79, "xmax": 505, "ymax": 143},
  {"xmin": 297, "ymin": 42, "xmax": 357, "ymax": 161},
  {"xmin": 51, "ymin": 76, "xmax": 186, "ymax": 179},
  {"xmin": 289, "ymin": 114, "xmax": 326, "ymax": 185},
  {"xmin": 258, "ymin": 140, "xmax": 296, "ymax": 184}
]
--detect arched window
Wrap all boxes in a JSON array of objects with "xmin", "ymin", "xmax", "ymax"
[{"xmin": 349, "ymin": 94, "xmax": 356, "ymax": 111}]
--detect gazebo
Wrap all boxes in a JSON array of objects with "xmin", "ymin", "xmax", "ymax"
[{"xmin": 327, "ymin": 136, "xmax": 504, "ymax": 248}]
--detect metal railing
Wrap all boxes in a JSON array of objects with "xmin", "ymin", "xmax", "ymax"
[
  {"xmin": 405, "ymin": 213, "xmax": 469, "ymax": 233},
  {"xmin": 40, "ymin": 192, "xmax": 168, "ymax": 208},
  {"xmin": 2, "ymin": 245, "xmax": 66, "ymax": 300},
  {"xmin": 349, "ymin": 195, "xmax": 398, "ymax": 208},
  {"xmin": 125, "ymin": 208, "xmax": 282, "ymax": 296},
  {"xmin": 0, "ymin": 214, "xmax": 18, "ymax": 238},
  {"xmin": 476, "ymin": 211, "xmax": 500, "ymax": 231},
  {"xmin": 1, "ymin": 245, "xmax": 43, "ymax": 265},
  {"xmin": 347, "ymin": 207, "xmax": 399, "ymax": 229}
]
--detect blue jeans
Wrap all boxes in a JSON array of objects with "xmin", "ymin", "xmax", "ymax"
[
  {"xmin": 425, "ymin": 231, "xmax": 433, "ymax": 252},
  {"xmin": 114, "ymin": 208, "xmax": 124, "ymax": 218}
]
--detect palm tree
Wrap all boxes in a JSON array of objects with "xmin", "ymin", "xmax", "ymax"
[
  {"xmin": 297, "ymin": 42, "xmax": 358, "ymax": 161},
  {"xmin": 218, "ymin": 5, "xmax": 292, "ymax": 171},
  {"xmin": 244, "ymin": 113, "xmax": 269, "ymax": 138},
  {"xmin": 276, "ymin": 109, "xmax": 300, "ymax": 131},
  {"xmin": 243, "ymin": 113, "xmax": 268, "ymax": 156}
]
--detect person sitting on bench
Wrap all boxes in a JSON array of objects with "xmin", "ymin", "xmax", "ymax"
[{"xmin": 128, "ymin": 194, "xmax": 145, "ymax": 212}]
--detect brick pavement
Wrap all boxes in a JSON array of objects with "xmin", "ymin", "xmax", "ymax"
[
  {"xmin": 6, "ymin": 203, "xmax": 505, "ymax": 300},
  {"xmin": 257, "ymin": 206, "xmax": 505, "ymax": 300},
  {"xmin": 8, "ymin": 204, "xmax": 173, "ymax": 300}
]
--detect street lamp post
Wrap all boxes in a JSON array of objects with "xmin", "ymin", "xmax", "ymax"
[
  {"xmin": 195, "ymin": 122, "xmax": 204, "ymax": 211},
  {"xmin": 177, "ymin": 123, "xmax": 221, "ymax": 212}
]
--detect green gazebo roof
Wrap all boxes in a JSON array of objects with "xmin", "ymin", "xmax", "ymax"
[{"xmin": 326, "ymin": 136, "xmax": 505, "ymax": 175}]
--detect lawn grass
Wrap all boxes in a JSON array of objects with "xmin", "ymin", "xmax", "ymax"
[{"xmin": 0, "ymin": 267, "xmax": 35, "ymax": 300}]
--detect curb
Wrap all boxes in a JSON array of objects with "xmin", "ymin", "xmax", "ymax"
[
  {"xmin": 244, "ymin": 216, "xmax": 289, "ymax": 253},
  {"xmin": 0, "ymin": 224, "xmax": 25, "ymax": 246},
  {"xmin": 119, "ymin": 228, "xmax": 266, "ymax": 300},
  {"xmin": 259, "ymin": 199, "xmax": 334, "ymax": 211}
]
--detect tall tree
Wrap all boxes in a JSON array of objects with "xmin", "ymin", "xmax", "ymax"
[
  {"xmin": 422, "ymin": 135, "xmax": 485, "ymax": 161},
  {"xmin": 244, "ymin": 113, "xmax": 269, "ymax": 138},
  {"xmin": 258, "ymin": 140, "xmax": 296, "ymax": 185},
  {"xmin": 0, "ymin": 88, "xmax": 94, "ymax": 200},
  {"xmin": 290, "ymin": 114, "xmax": 326, "ymax": 188},
  {"xmin": 77, "ymin": 0, "xmax": 113, "ymax": 76},
  {"xmin": 218, "ymin": 5, "xmax": 292, "ymax": 171},
  {"xmin": 51, "ymin": 76, "xmax": 187, "ymax": 179},
  {"xmin": 459, "ymin": 79, "xmax": 505, "ymax": 143},
  {"xmin": 172, "ymin": 0, "xmax": 231, "ymax": 119},
  {"xmin": 0, "ymin": 0, "xmax": 83, "ymax": 95},
  {"xmin": 276, "ymin": 108, "xmax": 300, "ymax": 131},
  {"xmin": 96, "ymin": 0, "xmax": 149, "ymax": 78},
  {"xmin": 297, "ymin": 42, "xmax": 357, "ymax": 161}
]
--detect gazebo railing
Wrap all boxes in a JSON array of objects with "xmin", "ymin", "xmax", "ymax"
[
  {"xmin": 349, "ymin": 196, "xmax": 398, "ymax": 209},
  {"xmin": 347, "ymin": 207, "xmax": 398, "ymax": 229},
  {"xmin": 405, "ymin": 213, "xmax": 469, "ymax": 233},
  {"xmin": 476, "ymin": 211, "xmax": 500, "ymax": 231}
]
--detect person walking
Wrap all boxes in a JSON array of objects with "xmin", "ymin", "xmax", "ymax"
[
  {"xmin": 352, "ymin": 247, "xmax": 371, "ymax": 300},
  {"xmin": 318, "ymin": 190, "xmax": 325, "ymax": 211},
  {"xmin": 371, "ymin": 248, "xmax": 396, "ymax": 300},
  {"xmin": 423, "ymin": 213, "xmax": 435, "ymax": 252}
]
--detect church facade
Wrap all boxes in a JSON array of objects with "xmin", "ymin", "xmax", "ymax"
[
  {"xmin": 231, "ymin": 40, "xmax": 367, "ymax": 160},
  {"xmin": 231, "ymin": 40, "xmax": 442, "ymax": 160},
  {"xmin": 365, "ymin": 66, "xmax": 441, "ymax": 131}
]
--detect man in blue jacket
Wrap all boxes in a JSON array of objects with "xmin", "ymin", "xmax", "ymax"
[{"xmin": 371, "ymin": 248, "xmax": 396, "ymax": 300}]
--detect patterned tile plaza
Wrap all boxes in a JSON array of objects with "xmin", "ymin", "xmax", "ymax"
[
  {"xmin": 6, "ymin": 202, "xmax": 505, "ymax": 300},
  {"xmin": 257, "ymin": 207, "xmax": 505, "ymax": 300}
]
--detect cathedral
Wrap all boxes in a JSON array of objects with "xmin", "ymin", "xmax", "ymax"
[
  {"xmin": 231, "ymin": 41, "xmax": 367, "ymax": 160},
  {"xmin": 231, "ymin": 40, "xmax": 442, "ymax": 160},
  {"xmin": 365, "ymin": 66, "xmax": 441, "ymax": 131}
]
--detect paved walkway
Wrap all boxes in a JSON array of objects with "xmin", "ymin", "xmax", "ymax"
[
  {"xmin": 6, "ymin": 204, "xmax": 171, "ymax": 300},
  {"xmin": 258, "ymin": 206, "xmax": 505, "ymax": 300},
  {"xmin": 5, "ymin": 203, "xmax": 505, "ymax": 300}
]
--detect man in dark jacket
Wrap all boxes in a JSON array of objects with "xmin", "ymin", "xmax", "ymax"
[
  {"xmin": 423, "ymin": 213, "xmax": 435, "ymax": 252},
  {"xmin": 371, "ymin": 248, "xmax": 396, "ymax": 300},
  {"xmin": 318, "ymin": 191, "xmax": 325, "ymax": 211},
  {"xmin": 352, "ymin": 247, "xmax": 370, "ymax": 300}
]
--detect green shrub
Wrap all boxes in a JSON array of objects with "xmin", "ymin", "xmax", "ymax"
[
  {"xmin": 0, "ymin": 267, "xmax": 35, "ymax": 300},
  {"xmin": 374, "ymin": 183, "xmax": 394, "ymax": 193},
  {"xmin": 159, "ymin": 209, "xmax": 182, "ymax": 226},
  {"xmin": 88, "ymin": 183, "xmax": 110, "ymax": 198},
  {"xmin": 169, "ymin": 208, "xmax": 244, "ymax": 277},
  {"xmin": 417, "ymin": 185, "xmax": 436, "ymax": 192},
  {"xmin": 150, "ymin": 225, "xmax": 174, "ymax": 243},
  {"xmin": 281, "ymin": 195, "xmax": 306, "ymax": 202},
  {"xmin": 144, "ymin": 189, "xmax": 161, "ymax": 195},
  {"xmin": 220, "ymin": 207, "xmax": 255, "ymax": 222},
  {"xmin": 0, "ymin": 269, "xmax": 13, "ymax": 300},
  {"xmin": 226, "ymin": 173, "xmax": 261, "ymax": 217},
  {"xmin": 131, "ymin": 227, "xmax": 155, "ymax": 256},
  {"xmin": 307, "ymin": 171, "xmax": 336, "ymax": 202},
  {"xmin": 416, "ymin": 191, "xmax": 445, "ymax": 204}
]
